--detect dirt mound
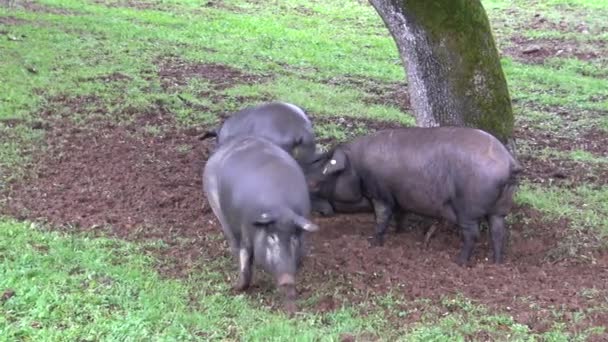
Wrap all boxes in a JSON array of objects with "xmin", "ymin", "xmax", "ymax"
[{"xmin": 2, "ymin": 112, "xmax": 607, "ymax": 336}]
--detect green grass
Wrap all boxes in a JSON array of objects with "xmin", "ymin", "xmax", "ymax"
[
  {"xmin": 0, "ymin": 123, "xmax": 43, "ymax": 194},
  {"xmin": 1, "ymin": 0, "xmax": 605, "ymax": 130},
  {"xmin": 516, "ymin": 183, "xmax": 608, "ymax": 236},
  {"xmin": 0, "ymin": 219, "xmax": 382, "ymax": 340},
  {"xmin": 546, "ymin": 0, "xmax": 608, "ymax": 9},
  {"xmin": 569, "ymin": 149, "xmax": 608, "ymax": 164},
  {"xmin": 518, "ymin": 144, "xmax": 608, "ymax": 164},
  {"xmin": 224, "ymin": 76, "xmax": 415, "ymax": 124},
  {"xmin": 503, "ymin": 58, "xmax": 608, "ymax": 112},
  {"xmin": 2, "ymin": 0, "xmax": 608, "ymax": 339},
  {"xmin": 1, "ymin": 219, "xmax": 595, "ymax": 341}
]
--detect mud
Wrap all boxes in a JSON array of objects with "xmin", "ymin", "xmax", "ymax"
[{"xmin": 2, "ymin": 106, "xmax": 607, "ymax": 336}]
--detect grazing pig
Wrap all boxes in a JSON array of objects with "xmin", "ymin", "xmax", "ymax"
[
  {"xmin": 202, "ymin": 135, "xmax": 319, "ymax": 313},
  {"xmin": 306, "ymin": 127, "xmax": 522, "ymax": 266},
  {"xmin": 199, "ymin": 101, "xmax": 318, "ymax": 166}
]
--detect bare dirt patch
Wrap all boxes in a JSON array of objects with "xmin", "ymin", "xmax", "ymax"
[
  {"xmin": 527, "ymin": 12, "xmax": 606, "ymax": 36},
  {"xmin": 503, "ymin": 36, "xmax": 607, "ymax": 64},
  {"xmin": 7, "ymin": 1, "xmax": 79, "ymax": 15},
  {"xmin": 90, "ymin": 0, "xmax": 161, "ymax": 10},
  {"xmin": 299, "ymin": 206, "xmax": 608, "ymax": 335},
  {"xmin": 514, "ymin": 125, "xmax": 608, "ymax": 186},
  {"xmin": 0, "ymin": 16, "xmax": 29, "ymax": 26},
  {"xmin": 581, "ymin": 128, "xmax": 608, "ymax": 157},
  {"xmin": 2, "ymin": 106, "xmax": 607, "ymax": 336},
  {"xmin": 156, "ymin": 56, "xmax": 270, "ymax": 91}
]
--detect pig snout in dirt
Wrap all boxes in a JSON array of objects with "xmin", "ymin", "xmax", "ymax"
[
  {"xmin": 202, "ymin": 135, "xmax": 319, "ymax": 313},
  {"xmin": 306, "ymin": 127, "xmax": 522, "ymax": 266}
]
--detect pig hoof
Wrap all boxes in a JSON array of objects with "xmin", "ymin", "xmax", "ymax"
[
  {"xmin": 423, "ymin": 240, "xmax": 431, "ymax": 250},
  {"xmin": 233, "ymin": 279, "xmax": 250, "ymax": 292},
  {"xmin": 368, "ymin": 235, "xmax": 384, "ymax": 247},
  {"xmin": 316, "ymin": 207, "xmax": 335, "ymax": 216},
  {"xmin": 493, "ymin": 255, "xmax": 505, "ymax": 264},
  {"xmin": 455, "ymin": 257, "xmax": 473, "ymax": 268},
  {"xmin": 394, "ymin": 226, "xmax": 406, "ymax": 234}
]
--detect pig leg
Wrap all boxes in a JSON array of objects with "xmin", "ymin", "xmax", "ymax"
[
  {"xmin": 311, "ymin": 197, "xmax": 335, "ymax": 216},
  {"xmin": 393, "ymin": 211, "xmax": 406, "ymax": 233},
  {"xmin": 234, "ymin": 245, "xmax": 254, "ymax": 291},
  {"xmin": 332, "ymin": 198, "xmax": 373, "ymax": 214},
  {"xmin": 488, "ymin": 215, "xmax": 506, "ymax": 264},
  {"xmin": 423, "ymin": 223, "xmax": 438, "ymax": 249},
  {"xmin": 370, "ymin": 199, "xmax": 393, "ymax": 247},
  {"xmin": 456, "ymin": 221, "xmax": 480, "ymax": 266}
]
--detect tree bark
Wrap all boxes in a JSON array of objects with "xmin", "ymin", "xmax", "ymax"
[{"xmin": 368, "ymin": 0, "xmax": 514, "ymax": 144}]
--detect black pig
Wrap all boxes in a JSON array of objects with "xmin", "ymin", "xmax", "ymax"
[
  {"xmin": 202, "ymin": 135, "xmax": 319, "ymax": 313},
  {"xmin": 200, "ymin": 101, "xmax": 318, "ymax": 167},
  {"xmin": 307, "ymin": 127, "xmax": 522, "ymax": 266}
]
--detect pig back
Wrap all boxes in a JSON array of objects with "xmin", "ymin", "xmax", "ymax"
[
  {"xmin": 350, "ymin": 127, "xmax": 514, "ymax": 180},
  {"xmin": 218, "ymin": 102, "xmax": 314, "ymax": 150},
  {"xmin": 347, "ymin": 127, "xmax": 516, "ymax": 217},
  {"xmin": 215, "ymin": 136, "xmax": 312, "ymax": 221}
]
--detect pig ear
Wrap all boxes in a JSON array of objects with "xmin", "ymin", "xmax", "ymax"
[
  {"xmin": 310, "ymin": 149, "xmax": 331, "ymax": 164},
  {"xmin": 291, "ymin": 138, "xmax": 303, "ymax": 159},
  {"xmin": 322, "ymin": 149, "xmax": 347, "ymax": 175},
  {"xmin": 292, "ymin": 215, "xmax": 319, "ymax": 232},
  {"xmin": 253, "ymin": 212, "xmax": 276, "ymax": 226}
]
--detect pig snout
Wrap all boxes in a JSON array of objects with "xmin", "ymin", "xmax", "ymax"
[
  {"xmin": 277, "ymin": 273, "xmax": 295, "ymax": 287},
  {"xmin": 307, "ymin": 179, "xmax": 320, "ymax": 193},
  {"xmin": 277, "ymin": 273, "xmax": 297, "ymax": 314}
]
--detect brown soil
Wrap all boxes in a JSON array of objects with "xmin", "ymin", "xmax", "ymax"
[
  {"xmin": 2, "ymin": 98, "xmax": 607, "ymax": 337},
  {"xmin": 7, "ymin": 1, "xmax": 78, "ymax": 15},
  {"xmin": 503, "ymin": 36, "xmax": 607, "ymax": 64},
  {"xmin": 0, "ymin": 16, "xmax": 28, "ymax": 26},
  {"xmin": 157, "ymin": 56, "xmax": 270, "ymax": 91},
  {"xmin": 527, "ymin": 12, "xmax": 606, "ymax": 37},
  {"xmin": 91, "ymin": 0, "xmax": 161, "ymax": 10},
  {"xmin": 2, "ymin": 45, "xmax": 607, "ymax": 337},
  {"xmin": 514, "ymin": 125, "xmax": 608, "ymax": 186}
]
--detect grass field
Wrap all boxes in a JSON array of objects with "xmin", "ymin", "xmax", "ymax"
[{"xmin": 1, "ymin": 0, "xmax": 607, "ymax": 340}]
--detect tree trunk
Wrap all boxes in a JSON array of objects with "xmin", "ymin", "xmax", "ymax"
[{"xmin": 368, "ymin": 0, "xmax": 514, "ymax": 144}]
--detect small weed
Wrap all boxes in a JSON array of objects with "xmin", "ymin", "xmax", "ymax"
[
  {"xmin": 175, "ymin": 144, "xmax": 191, "ymax": 154},
  {"xmin": 142, "ymin": 125, "xmax": 161, "ymax": 136}
]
